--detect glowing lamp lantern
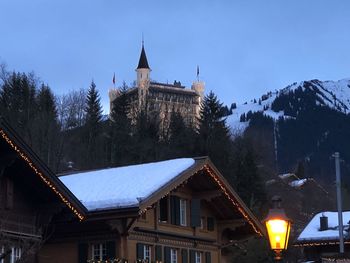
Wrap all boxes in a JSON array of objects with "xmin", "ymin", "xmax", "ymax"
[{"xmin": 264, "ymin": 196, "xmax": 291, "ymax": 261}]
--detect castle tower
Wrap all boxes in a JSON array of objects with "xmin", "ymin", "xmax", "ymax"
[
  {"xmin": 191, "ymin": 81, "xmax": 205, "ymax": 117},
  {"xmin": 136, "ymin": 43, "xmax": 151, "ymax": 108}
]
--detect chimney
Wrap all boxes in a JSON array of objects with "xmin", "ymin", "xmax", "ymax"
[{"xmin": 320, "ymin": 214, "xmax": 328, "ymax": 231}]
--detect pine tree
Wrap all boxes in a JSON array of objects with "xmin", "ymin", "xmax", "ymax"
[
  {"xmin": 197, "ymin": 91, "xmax": 231, "ymax": 168},
  {"xmin": 230, "ymin": 137, "xmax": 266, "ymax": 213},
  {"xmin": 83, "ymin": 81, "xmax": 103, "ymax": 168},
  {"xmin": 33, "ymin": 84, "xmax": 60, "ymax": 169},
  {"xmin": 167, "ymin": 110, "xmax": 196, "ymax": 158},
  {"xmin": 0, "ymin": 72, "xmax": 37, "ymax": 143},
  {"xmin": 109, "ymin": 82, "xmax": 132, "ymax": 166},
  {"xmin": 131, "ymin": 108, "xmax": 160, "ymax": 163}
]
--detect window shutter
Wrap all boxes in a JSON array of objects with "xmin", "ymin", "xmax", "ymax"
[
  {"xmin": 159, "ymin": 197, "xmax": 168, "ymax": 221},
  {"xmin": 164, "ymin": 247, "xmax": 171, "ymax": 263},
  {"xmin": 170, "ymin": 196, "xmax": 180, "ymax": 225},
  {"xmin": 106, "ymin": 241, "xmax": 116, "ymax": 260},
  {"xmin": 155, "ymin": 245, "xmax": 162, "ymax": 261},
  {"xmin": 190, "ymin": 199, "xmax": 201, "ymax": 227},
  {"xmin": 78, "ymin": 243, "xmax": 88, "ymax": 263},
  {"xmin": 181, "ymin": 249, "xmax": 188, "ymax": 263},
  {"xmin": 136, "ymin": 243, "xmax": 144, "ymax": 260},
  {"xmin": 205, "ymin": 252, "xmax": 211, "ymax": 263},
  {"xmin": 189, "ymin": 250, "xmax": 195, "ymax": 263},
  {"xmin": 5, "ymin": 178, "xmax": 13, "ymax": 209},
  {"xmin": 207, "ymin": 217, "xmax": 214, "ymax": 231}
]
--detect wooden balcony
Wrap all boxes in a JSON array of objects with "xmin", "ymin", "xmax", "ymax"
[{"xmin": 0, "ymin": 213, "xmax": 42, "ymax": 239}]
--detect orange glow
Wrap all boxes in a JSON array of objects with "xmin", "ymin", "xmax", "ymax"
[{"xmin": 265, "ymin": 219, "xmax": 291, "ymax": 250}]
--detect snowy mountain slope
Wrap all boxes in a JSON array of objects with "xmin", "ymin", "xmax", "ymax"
[{"xmin": 227, "ymin": 78, "xmax": 350, "ymax": 134}]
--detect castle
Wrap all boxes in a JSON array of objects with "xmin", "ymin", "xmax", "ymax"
[{"xmin": 109, "ymin": 44, "xmax": 205, "ymax": 128}]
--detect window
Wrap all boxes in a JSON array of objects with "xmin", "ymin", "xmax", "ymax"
[
  {"xmin": 200, "ymin": 217, "xmax": 205, "ymax": 230},
  {"xmin": 1, "ymin": 246, "xmax": 4, "ymax": 263},
  {"xmin": 195, "ymin": 252, "xmax": 201, "ymax": 263},
  {"xmin": 92, "ymin": 243, "xmax": 107, "ymax": 260},
  {"xmin": 159, "ymin": 197, "xmax": 168, "ymax": 222},
  {"xmin": 10, "ymin": 247, "xmax": 21, "ymax": 263},
  {"xmin": 180, "ymin": 199, "xmax": 187, "ymax": 226},
  {"xmin": 207, "ymin": 217, "xmax": 214, "ymax": 231},
  {"xmin": 170, "ymin": 249, "xmax": 177, "ymax": 263},
  {"xmin": 143, "ymin": 245, "xmax": 151, "ymax": 262}
]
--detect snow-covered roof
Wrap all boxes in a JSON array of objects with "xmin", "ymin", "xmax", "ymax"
[
  {"xmin": 289, "ymin": 179, "xmax": 308, "ymax": 188},
  {"xmin": 59, "ymin": 158, "xmax": 195, "ymax": 211},
  {"xmin": 297, "ymin": 211, "xmax": 350, "ymax": 243}
]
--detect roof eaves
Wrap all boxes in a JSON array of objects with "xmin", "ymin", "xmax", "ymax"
[
  {"xmin": 138, "ymin": 157, "xmax": 208, "ymax": 212},
  {"xmin": 204, "ymin": 158, "xmax": 266, "ymax": 237},
  {"xmin": 0, "ymin": 117, "xmax": 87, "ymax": 220}
]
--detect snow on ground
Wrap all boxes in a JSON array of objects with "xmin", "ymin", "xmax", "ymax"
[
  {"xmin": 59, "ymin": 158, "xmax": 195, "ymax": 211},
  {"xmin": 297, "ymin": 211, "xmax": 350, "ymax": 242},
  {"xmin": 226, "ymin": 91, "xmax": 284, "ymax": 135}
]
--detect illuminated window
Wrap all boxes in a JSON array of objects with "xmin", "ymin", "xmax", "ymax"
[
  {"xmin": 92, "ymin": 243, "xmax": 107, "ymax": 260},
  {"xmin": 170, "ymin": 249, "xmax": 177, "ymax": 263},
  {"xmin": 180, "ymin": 199, "xmax": 187, "ymax": 226}
]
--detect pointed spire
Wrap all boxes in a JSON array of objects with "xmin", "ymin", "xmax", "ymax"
[{"xmin": 137, "ymin": 42, "xmax": 150, "ymax": 69}]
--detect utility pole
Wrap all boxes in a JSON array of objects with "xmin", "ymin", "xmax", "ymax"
[{"xmin": 333, "ymin": 152, "xmax": 344, "ymax": 253}]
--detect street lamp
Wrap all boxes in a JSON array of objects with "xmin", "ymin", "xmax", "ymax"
[{"xmin": 264, "ymin": 196, "xmax": 291, "ymax": 261}]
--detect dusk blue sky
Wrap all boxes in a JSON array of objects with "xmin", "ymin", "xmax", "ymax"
[{"xmin": 1, "ymin": 0, "xmax": 350, "ymax": 112}]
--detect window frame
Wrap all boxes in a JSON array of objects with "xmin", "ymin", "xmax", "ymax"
[
  {"xmin": 10, "ymin": 247, "xmax": 21, "ymax": 263},
  {"xmin": 92, "ymin": 243, "xmax": 107, "ymax": 261},
  {"xmin": 179, "ymin": 199, "xmax": 187, "ymax": 226},
  {"xmin": 195, "ymin": 251, "xmax": 201, "ymax": 263},
  {"xmin": 143, "ymin": 245, "xmax": 151, "ymax": 262},
  {"xmin": 170, "ymin": 248, "xmax": 177, "ymax": 263}
]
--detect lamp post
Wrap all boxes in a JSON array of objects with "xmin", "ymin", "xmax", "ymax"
[{"xmin": 264, "ymin": 196, "xmax": 292, "ymax": 261}]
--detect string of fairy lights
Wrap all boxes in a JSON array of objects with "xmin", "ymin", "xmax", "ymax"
[
  {"xmin": 138, "ymin": 162, "xmax": 263, "ymax": 236},
  {"xmin": 0, "ymin": 126, "xmax": 262, "ymax": 233},
  {"xmin": 295, "ymin": 240, "xmax": 350, "ymax": 247},
  {"xmin": 203, "ymin": 165, "xmax": 263, "ymax": 236},
  {"xmin": 0, "ymin": 129, "xmax": 84, "ymax": 221}
]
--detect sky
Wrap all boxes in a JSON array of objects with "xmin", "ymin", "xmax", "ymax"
[{"xmin": 1, "ymin": 0, "xmax": 350, "ymax": 113}]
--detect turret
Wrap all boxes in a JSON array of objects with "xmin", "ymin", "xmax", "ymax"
[
  {"xmin": 191, "ymin": 81, "xmax": 205, "ymax": 104},
  {"xmin": 136, "ymin": 43, "xmax": 151, "ymax": 88},
  {"xmin": 136, "ymin": 43, "xmax": 151, "ymax": 108}
]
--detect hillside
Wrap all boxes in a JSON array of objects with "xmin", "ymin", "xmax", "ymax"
[{"xmin": 227, "ymin": 78, "xmax": 350, "ymax": 184}]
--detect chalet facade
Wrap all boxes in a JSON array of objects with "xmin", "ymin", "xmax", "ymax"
[
  {"xmin": 109, "ymin": 44, "xmax": 205, "ymax": 128},
  {"xmin": 0, "ymin": 118, "xmax": 86, "ymax": 263},
  {"xmin": 40, "ymin": 157, "xmax": 265, "ymax": 263},
  {"xmin": 295, "ymin": 211, "xmax": 350, "ymax": 262},
  {"xmin": 0, "ymin": 118, "xmax": 265, "ymax": 263}
]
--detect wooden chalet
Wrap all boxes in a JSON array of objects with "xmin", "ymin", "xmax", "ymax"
[
  {"xmin": 0, "ymin": 117, "xmax": 265, "ymax": 263},
  {"xmin": 295, "ymin": 211, "xmax": 350, "ymax": 262},
  {"xmin": 0, "ymin": 118, "xmax": 86, "ymax": 263},
  {"xmin": 42, "ymin": 157, "xmax": 265, "ymax": 263}
]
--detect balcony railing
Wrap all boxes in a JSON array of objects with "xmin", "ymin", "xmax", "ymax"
[{"xmin": 0, "ymin": 213, "xmax": 42, "ymax": 239}]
